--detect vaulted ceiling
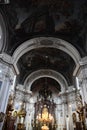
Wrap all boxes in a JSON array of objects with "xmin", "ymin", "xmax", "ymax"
[
  {"xmin": 0, "ymin": 0, "xmax": 87, "ymax": 90},
  {"xmin": 18, "ymin": 47, "xmax": 75, "ymax": 85}
]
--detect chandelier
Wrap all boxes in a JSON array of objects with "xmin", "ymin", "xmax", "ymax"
[{"xmin": 36, "ymin": 105, "xmax": 54, "ymax": 123}]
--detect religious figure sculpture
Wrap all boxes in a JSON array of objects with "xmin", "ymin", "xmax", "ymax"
[
  {"xmin": 76, "ymin": 104, "xmax": 84, "ymax": 122},
  {"xmin": 76, "ymin": 94, "xmax": 86, "ymax": 130},
  {"xmin": 72, "ymin": 113, "xmax": 77, "ymax": 125}
]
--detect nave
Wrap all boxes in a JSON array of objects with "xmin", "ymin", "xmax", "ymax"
[{"xmin": 0, "ymin": 0, "xmax": 87, "ymax": 130}]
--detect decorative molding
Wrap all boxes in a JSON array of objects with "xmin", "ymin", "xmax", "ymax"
[
  {"xmin": 0, "ymin": 53, "xmax": 12, "ymax": 64},
  {"xmin": 74, "ymin": 57, "xmax": 87, "ymax": 77},
  {"xmin": 0, "ymin": 53, "xmax": 18, "ymax": 75},
  {"xmin": 79, "ymin": 56, "xmax": 87, "ymax": 66},
  {"xmin": 73, "ymin": 63, "xmax": 80, "ymax": 76}
]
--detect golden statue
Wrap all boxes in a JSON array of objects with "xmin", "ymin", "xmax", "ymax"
[{"xmin": 37, "ymin": 105, "xmax": 54, "ymax": 123}]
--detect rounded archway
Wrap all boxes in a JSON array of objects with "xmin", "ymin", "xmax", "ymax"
[{"xmin": 24, "ymin": 69, "xmax": 68, "ymax": 93}]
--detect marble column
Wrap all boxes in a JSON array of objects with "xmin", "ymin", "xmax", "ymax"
[
  {"xmin": 0, "ymin": 76, "xmax": 10, "ymax": 112},
  {"xmin": 0, "ymin": 74, "xmax": 11, "ymax": 130},
  {"xmin": 62, "ymin": 103, "xmax": 66, "ymax": 129},
  {"xmin": 68, "ymin": 104, "xmax": 74, "ymax": 130},
  {"xmin": 65, "ymin": 102, "xmax": 69, "ymax": 130},
  {"xmin": 66, "ymin": 116, "xmax": 69, "ymax": 130},
  {"xmin": 0, "ymin": 63, "xmax": 16, "ymax": 130}
]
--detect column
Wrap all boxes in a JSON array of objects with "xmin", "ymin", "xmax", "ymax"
[
  {"xmin": 0, "ymin": 75, "xmax": 11, "ymax": 111},
  {"xmin": 62, "ymin": 103, "xmax": 66, "ymax": 130},
  {"xmin": 0, "ymin": 63, "xmax": 17, "ymax": 130},
  {"xmin": 66, "ymin": 115, "xmax": 69, "ymax": 130},
  {"xmin": 65, "ymin": 102, "xmax": 69, "ymax": 130},
  {"xmin": 68, "ymin": 104, "xmax": 74, "ymax": 130},
  {"xmin": 0, "ymin": 74, "xmax": 11, "ymax": 129}
]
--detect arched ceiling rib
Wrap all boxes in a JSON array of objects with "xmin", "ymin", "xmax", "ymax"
[
  {"xmin": 13, "ymin": 37, "xmax": 80, "ymax": 65},
  {"xmin": 24, "ymin": 69, "xmax": 68, "ymax": 92}
]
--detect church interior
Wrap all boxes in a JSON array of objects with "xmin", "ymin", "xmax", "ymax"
[{"xmin": 0, "ymin": 0, "xmax": 87, "ymax": 130}]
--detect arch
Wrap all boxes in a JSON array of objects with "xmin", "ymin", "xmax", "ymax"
[
  {"xmin": 0, "ymin": 10, "xmax": 8, "ymax": 52},
  {"xmin": 24, "ymin": 69, "xmax": 68, "ymax": 93},
  {"xmin": 12, "ymin": 37, "xmax": 81, "ymax": 74}
]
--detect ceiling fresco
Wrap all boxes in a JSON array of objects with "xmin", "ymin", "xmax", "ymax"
[
  {"xmin": 0, "ymin": 0, "xmax": 87, "ymax": 55},
  {"xmin": 0, "ymin": 0, "xmax": 87, "ymax": 88}
]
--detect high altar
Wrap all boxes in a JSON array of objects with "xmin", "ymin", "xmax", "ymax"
[{"xmin": 31, "ymin": 85, "xmax": 57, "ymax": 130}]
